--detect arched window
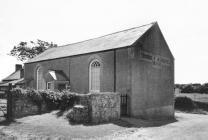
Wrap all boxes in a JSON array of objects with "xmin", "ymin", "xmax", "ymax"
[
  {"xmin": 89, "ymin": 59, "xmax": 101, "ymax": 92},
  {"xmin": 36, "ymin": 67, "xmax": 41, "ymax": 90}
]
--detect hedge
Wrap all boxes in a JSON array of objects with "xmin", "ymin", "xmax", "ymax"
[
  {"xmin": 11, "ymin": 88, "xmax": 79, "ymax": 111},
  {"xmin": 175, "ymin": 96, "xmax": 196, "ymax": 111}
]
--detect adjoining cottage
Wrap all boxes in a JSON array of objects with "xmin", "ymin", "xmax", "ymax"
[
  {"xmin": 0, "ymin": 64, "xmax": 24, "ymax": 97},
  {"xmin": 24, "ymin": 22, "xmax": 175, "ymax": 119}
]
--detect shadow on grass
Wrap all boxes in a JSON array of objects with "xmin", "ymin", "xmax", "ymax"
[
  {"xmin": 116, "ymin": 117, "xmax": 177, "ymax": 128},
  {"xmin": 67, "ymin": 117, "xmax": 177, "ymax": 129},
  {"xmin": 175, "ymin": 96, "xmax": 208, "ymax": 115},
  {"xmin": 54, "ymin": 108, "xmax": 177, "ymax": 128},
  {"xmin": 0, "ymin": 119, "xmax": 20, "ymax": 126},
  {"xmin": 195, "ymin": 101, "xmax": 208, "ymax": 112},
  {"xmin": 55, "ymin": 110, "xmax": 65, "ymax": 117},
  {"xmin": 175, "ymin": 101, "xmax": 208, "ymax": 115}
]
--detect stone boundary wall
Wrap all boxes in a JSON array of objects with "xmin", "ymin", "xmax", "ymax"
[
  {"xmin": 10, "ymin": 91, "xmax": 120, "ymax": 123},
  {"xmin": 90, "ymin": 92, "xmax": 120, "ymax": 123},
  {"xmin": 71, "ymin": 92, "xmax": 120, "ymax": 123},
  {"xmin": 12, "ymin": 97, "xmax": 47, "ymax": 118}
]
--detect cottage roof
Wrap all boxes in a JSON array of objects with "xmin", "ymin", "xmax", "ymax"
[
  {"xmin": 0, "ymin": 78, "xmax": 24, "ymax": 87},
  {"xmin": 1, "ymin": 70, "xmax": 22, "ymax": 81},
  {"xmin": 26, "ymin": 22, "xmax": 155, "ymax": 63}
]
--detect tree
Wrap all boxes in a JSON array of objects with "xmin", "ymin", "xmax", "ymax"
[
  {"xmin": 9, "ymin": 39, "xmax": 57, "ymax": 61},
  {"xmin": 198, "ymin": 83, "xmax": 208, "ymax": 94},
  {"xmin": 181, "ymin": 84, "xmax": 194, "ymax": 93}
]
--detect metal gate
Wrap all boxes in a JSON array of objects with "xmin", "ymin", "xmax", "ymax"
[
  {"xmin": 0, "ymin": 98, "xmax": 7, "ymax": 118},
  {"xmin": 120, "ymin": 94, "xmax": 128, "ymax": 116},
  {"xmin": 0, "ymin": 83, "xmax": 12, "ymax": 121}
]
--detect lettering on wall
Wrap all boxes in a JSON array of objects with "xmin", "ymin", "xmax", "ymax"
[
  {"xmin": 128, "ymin": 47, "xmax": 135, "ymax": 59},
  {"xmin": 140, "ymin": 51, "xmax": 171, "ymax": 67}
]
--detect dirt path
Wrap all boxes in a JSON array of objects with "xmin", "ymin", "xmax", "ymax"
[
  {"xmin": 0, "ymin": 111, "xmax": 208, "ymax": 139},
  {"xmin": 104, "ymin": 112, "xmax": 208, "ymax": 140}
]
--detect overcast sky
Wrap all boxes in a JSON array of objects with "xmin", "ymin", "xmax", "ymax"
[{"xmin": 0, "ymin": 0, "xmax": 207, "ymax": 84}]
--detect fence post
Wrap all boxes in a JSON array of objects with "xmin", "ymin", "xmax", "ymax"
[{"xmin": 6, "ymin": 83, "xmax": 13, "ymax": 121}]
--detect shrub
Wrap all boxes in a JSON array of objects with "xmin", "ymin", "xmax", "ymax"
[
  {"xmin": 38, "ymin": 90, "xmax": 60, "ymax": 110},
  {"xmin": 59, "ymin": 90, "xmax": 78, "ymax": 110},
  {"xmin": 176, "ymin": 83, "xmax": 208, "ymax": 94},
  {"xmin": 181, "ymin": 84, "xmax": 194, "ymax": 93},
  {"xmin": 11, "ymin": 88, "xmax": 79, "ymax": 111},
  {"xmin": 175, "ymin": 96, "xmax": 196, "ymax": 111},
  {"xmin": 12, "ymin": 88, "xmax": 43, "ymax": 107}
]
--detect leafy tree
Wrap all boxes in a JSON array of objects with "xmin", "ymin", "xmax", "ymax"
[
  {"xmin": 181, "ymin": 84, "xmax": 194, "ymax": 93},
  {"xmin": 198, "ymin": 83, "xmax": 208, "ymax": 94},
  {"xmin": 176, "ymin": 83, "xmax": 208, "ymax": 94},
  {"xmin": 9, "ymin": 39, "xmax": 57, "ymax": 61}
]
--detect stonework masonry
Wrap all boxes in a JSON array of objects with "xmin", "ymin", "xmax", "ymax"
[
  {"xmin": 12, "ymin": 97, "xmax": 47, "ymax": 118},
  {"xmin": 11, "ymin": 92, "xmax": 120, "ymax": 124},
  {"xmin": 68, "ymin": 92, "xmax": 120, "ymax": 123}
]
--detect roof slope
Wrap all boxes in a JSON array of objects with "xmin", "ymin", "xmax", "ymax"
[
  {"xmin": 0, "ymin": 78, "xmax": 24, "ymax": 86},
  {"xmin": 26, "ymin": 22, "xmax": 154, "ymax": 63},
  {"xmin": 2, "ymin": 70, "xmax": 22, "ymax": 81}
]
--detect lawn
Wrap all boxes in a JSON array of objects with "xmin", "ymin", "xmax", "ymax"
[
  {"xmin": 0, "ymin": 96, "xmax": 208, "ymax": 139},
  {"xmin": 175, "ymin": 93, "xmax": 208, "ymax": 103},
  {"xmin": 0, "ymin": 111, "xmax": 208, "ymax": 139},
  {"xmin": 0, "ymin": 110, "xmax": 131, "ymax": 139}
]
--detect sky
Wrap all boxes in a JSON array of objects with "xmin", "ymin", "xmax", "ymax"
[{"xmin": 0, "ymin": 0, "xmax": 208, "ymax": 84}]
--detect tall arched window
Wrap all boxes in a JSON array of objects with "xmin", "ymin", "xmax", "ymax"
[
  {"xmin": 89, "ymin": 59, "xmax": 101, "ymax": 92},
  {"xmin": 36, "ymin": 67, "xmax": 41, "ymax": 90}
]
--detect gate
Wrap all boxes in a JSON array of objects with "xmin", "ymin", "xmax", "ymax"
[
  {"xmin": 120, "ymin": 94, "xmax": 128, "ymax": 116},
  {"xmin": 0, "ymin": 98, "xmax": 7, "ymax": 118},
  {"xmin": 0, "ymin": 83, "xmax": 12, "ymax": 121},
  {"xmin": 6, "ymin": 84, "xmax": 13, "ymax": 120}
]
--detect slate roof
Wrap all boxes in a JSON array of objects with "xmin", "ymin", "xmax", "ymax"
[
  {"xmin": 26, "ymin": 22, "xmax": 155, "ymax": 63},
  {"xmin": 0, "ymin": 78, "xmax": 24, "ymax": 86},
  {"xmin": 2, "ymin": 70, "xmax": 22, "ymax": 81}
]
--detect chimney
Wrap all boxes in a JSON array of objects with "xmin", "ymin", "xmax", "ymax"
[{"xmin": 15, "ymin": 64, "xmax": 22, "ymax": 71}]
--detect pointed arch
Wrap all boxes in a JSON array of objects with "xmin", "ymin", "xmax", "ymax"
[
  {"xmin": 89, "ymin": 59, "xmax": 101, "ymax": 92},
  {"xmin": 35, "ymin": 65, "xmax": 45, "ymax": 90},
  {"xmin": 36, "ymin": 66, "xmax": 41, "ymax": 90}
]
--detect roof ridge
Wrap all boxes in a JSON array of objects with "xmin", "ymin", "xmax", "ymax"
[
  {"xmin": 26, "ymin": 22, "xmax": 155, "ymax": 63},
  {"xmin": 58, "ymin": 22, "xmax": 155, "ymax": 48}
]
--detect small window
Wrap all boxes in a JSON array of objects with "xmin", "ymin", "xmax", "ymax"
[
  {"xmin": 47, "ymin": 82, "xmax": 52, "ymax": 90},
  {"xmin": 58, "ymin": 84, "xmax": 66, "ymax": 91}
]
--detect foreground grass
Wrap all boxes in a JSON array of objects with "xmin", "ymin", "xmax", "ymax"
[
  {"xmin": 0, "ymin": 110, "xmax": 130, "ymax": 139},
  {"xmin": 0, "ymin": 111, "xmax": 208, "ymax": 140}
]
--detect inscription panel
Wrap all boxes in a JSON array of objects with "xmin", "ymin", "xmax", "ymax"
[{"xmin": 140, "ymin": 51, "xmax": 171, "ymax": 67}]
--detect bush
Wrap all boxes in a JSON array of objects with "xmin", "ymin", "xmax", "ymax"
[
  {"xmin": 11, "ymin": 88, "xmax": 79, "ymax": 111},
  {"xmin": 12, "ymin": 88, "xmax": 43, "ymax": 107},
  {"xmin": 38, "ymin": 90, "xmax": 60, "ymax": 110},
  {"xmin": 181, "ymin": 84, "xmax": 194, "ymax": 93},
  {"xmin": 59, "ymin": 90, "xmax": 78, "ymax": 110},
  {"xmin": 175, "ymin": 96, "xmax": 196, "ymax": 111},
  {"xmin": 175, "ymin": 83, "xmax": 208, "ymax": 94}
]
